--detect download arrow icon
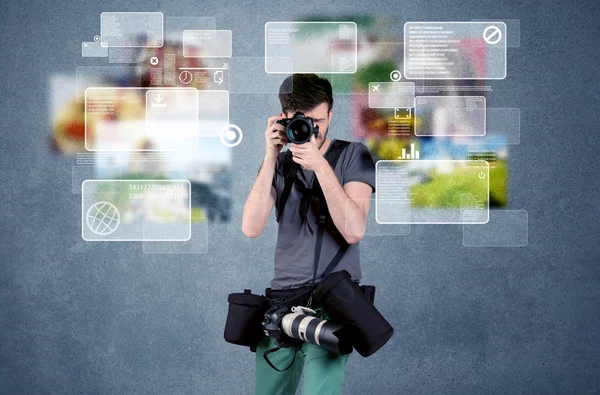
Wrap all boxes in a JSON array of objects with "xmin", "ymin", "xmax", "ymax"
[{"xmin": 151, "ymin": 92, "xmax": 167, "ymax": 107}]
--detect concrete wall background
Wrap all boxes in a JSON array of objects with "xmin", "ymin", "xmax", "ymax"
[{"xmin": 1, "ymin": 0, "xmax": 599, "ymax": 393}]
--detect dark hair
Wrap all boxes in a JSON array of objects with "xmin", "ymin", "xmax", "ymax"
[{"xmin": 279, "ymin": 74, "xmax": 333, "ymax": 115}]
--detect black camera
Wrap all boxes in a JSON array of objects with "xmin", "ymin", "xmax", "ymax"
[
  {"xmin": 275, "ymin": 112, "xmax": 320, "ymax": 144},
  {"xmin": 262, "ymin": 304, "xmax": 353, "ymax": 355}
]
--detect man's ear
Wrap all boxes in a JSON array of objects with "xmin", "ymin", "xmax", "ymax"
[
  {"xmin": 328, "ymin": 109, "xmax": 334, "ymax": 122},
  {"xmin": 279, "ymin": 111, "xmax": 286, "ymax": 118}
]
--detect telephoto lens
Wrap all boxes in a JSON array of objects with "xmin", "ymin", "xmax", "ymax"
[{"xmin": 280, "ymin": 306, "xmax": 353, "ymax": 355}]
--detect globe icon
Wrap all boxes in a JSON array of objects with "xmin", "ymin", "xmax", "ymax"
[{"xmin": 86, "ymin": 201, "xmax": 120, "ymax": 236}]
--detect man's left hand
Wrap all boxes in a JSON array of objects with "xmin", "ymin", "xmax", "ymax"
[{"xmin": 289, "ymin": 135, "xmax": 327, "ymax": 171}]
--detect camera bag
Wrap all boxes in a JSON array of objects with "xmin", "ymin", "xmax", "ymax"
[
  {"xmin": 314, "ymin": 270, "xmax": 393, "ymax": 357},
  {"xmin": 224, "ymin": 289, "xmax": 270, "ymax": 352}
]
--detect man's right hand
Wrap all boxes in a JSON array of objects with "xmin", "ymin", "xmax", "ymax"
[
  {"xmin": 243, "ymin": 116, "xmax": 284, "ymax": 238},
  {"xmin": 265, "ymin": 115, "xmax": 288, "ymax": 159}
]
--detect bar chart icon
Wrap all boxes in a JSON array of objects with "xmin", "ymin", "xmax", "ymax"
[{"xmin": 400, "ymin": 143, "xmax": 420, "ymax": 160}]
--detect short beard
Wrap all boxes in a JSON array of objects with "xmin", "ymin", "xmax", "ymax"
[{"xmin": 317, "ymin": 126, "xmax": 329, "ymax": 149}]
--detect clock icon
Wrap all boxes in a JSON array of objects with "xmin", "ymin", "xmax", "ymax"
[{"xmin": 179, "ymin": 70, "xmax": 193, "ymax": 85}]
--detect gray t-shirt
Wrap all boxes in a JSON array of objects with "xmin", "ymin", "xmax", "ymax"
[{"xmin": 270, "ymin": 139, "xmax": 376, "ymax": 290}]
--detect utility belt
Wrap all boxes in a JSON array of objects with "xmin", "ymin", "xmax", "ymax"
[
  {"xmin": 263, "ymin": 279, "xmax": 361, "ymax": 310},
  {"xmin": 265, "ymin": 285, "xmax": 322, "ymax": 309},
  {"xmin": 224, "ymin": 270, "xmax": 391, "ymax": 360}
]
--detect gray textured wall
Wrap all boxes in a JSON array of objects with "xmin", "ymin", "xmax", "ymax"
[{"xmin": 1, "ymin": 0, "xmax": 599, "ymax": 394}]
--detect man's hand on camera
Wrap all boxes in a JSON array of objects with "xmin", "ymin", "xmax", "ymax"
[
  {"xmin": 264, "ymin": 115, "xmax": 288, "ymax": 160},
  {"xmin": 289, "ymin": 135, "xmax": 326, "ymax": 171}
]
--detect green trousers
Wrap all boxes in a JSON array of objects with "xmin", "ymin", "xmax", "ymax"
[{"xmin": 254, "ymin": 307, "xmax": 350, "ymax": 395}]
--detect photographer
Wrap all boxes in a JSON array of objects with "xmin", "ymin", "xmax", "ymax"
[{"xmin": 242, "ymin": 74, "xmax": 376, "ymax": 395}]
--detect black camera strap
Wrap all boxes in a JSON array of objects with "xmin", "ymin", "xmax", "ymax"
[
  {"xmin": 276, "ymin": 152, "xmax": 298, "ymax": 223},
  {"xmin": 263, "ymin": 343, "xmax": 302, "ymax": 372},
  {"xmin": 308, "ymin": 139, "xmax": 351, "ymax": 283}
]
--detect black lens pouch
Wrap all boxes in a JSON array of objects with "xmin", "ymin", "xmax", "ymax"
[
  {"xmin": 314, "ymin": 270, "xmax": 394, "ymax": 357},
  {"xmin": 224, "ymin": 289, "xmax": 270, "ymax": 352}
]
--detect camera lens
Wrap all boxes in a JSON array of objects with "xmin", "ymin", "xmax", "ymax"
[
  {"xmin": 287, "ymin": 120, "xmax": 311, "ymax": 143},
  {"xmin": 281, "ymin": 312, "xmax": 353, "ymax": 355}
]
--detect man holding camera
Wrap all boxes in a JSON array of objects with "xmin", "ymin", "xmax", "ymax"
[{"xmin": 242, "ymin": 74, "xmax": 376, "ymax": 395}]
